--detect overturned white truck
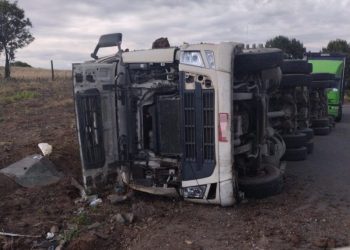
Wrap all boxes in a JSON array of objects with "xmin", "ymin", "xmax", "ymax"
[{"xmin": 73, "ymin": 33, "xmax": 286, "ymax": 206}]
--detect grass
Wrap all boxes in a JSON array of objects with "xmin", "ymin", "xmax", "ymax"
[
  {"xmin": 71, "ymin": 212, "xmax": 91, "ymax": 226},
  {"xmin": 0, "ymin": 66, "xmax": 71, "ymax": 80},
  {"xmin": 2, "ymin": 90, "xmax": 39, "ymax": 104},
  {"xmin": 0, "ymin": 66, "xmax": 72, "ymax": 105},
  {"xmin": 61, "ymin": 224, "xmax": 79, "ymax": 243}
]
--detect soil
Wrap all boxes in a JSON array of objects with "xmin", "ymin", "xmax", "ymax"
[
  {"xmin": 1, "ymin": 75, "xmax": 350, "ymax": 249},
  {"xmin": 0, "ymin": 174, "xmax": 19, "ymax": 196}
]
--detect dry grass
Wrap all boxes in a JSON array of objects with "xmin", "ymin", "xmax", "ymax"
[
  {"xmin": 0, "ymin": 66, "xmax": 71, "ymax": 81},
  {"xmin": 0, "ymin": 66, "xmax": 72, "ymax": 105}
]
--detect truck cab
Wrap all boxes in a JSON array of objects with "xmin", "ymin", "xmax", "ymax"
[
  {"xmin": 73, "ymin": 33, "xmax": 285, "ymax": 206},
  {"xmin": 306, "ymin": 53, "xmax": 347, "ymax": 122}
]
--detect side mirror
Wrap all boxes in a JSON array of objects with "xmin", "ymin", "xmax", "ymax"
[{"xmin": 91, "ymin": 33, "xmax": 122, "ymax": 59}]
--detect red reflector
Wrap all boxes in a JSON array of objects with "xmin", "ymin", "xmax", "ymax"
[{"xmin": 219, "ymin": 113, "xmax": 229, "ymax": 142}]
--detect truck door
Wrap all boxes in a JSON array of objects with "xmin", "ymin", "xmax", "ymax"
[{"xmin": 73, "ymin": 62, "xmax": 119, "ymax": 191}]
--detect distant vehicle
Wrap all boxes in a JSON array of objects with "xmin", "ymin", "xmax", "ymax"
[{"xmin": 306, "ymin": 53, "xmax": 347, "ymax": 122}]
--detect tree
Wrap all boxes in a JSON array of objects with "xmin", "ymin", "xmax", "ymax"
[
  {"xmin": 322, "ymin": 39, "xmax": 350, "ymax": 54},
  {"xmin": 0, "ymin": 0, "xmax": 34, "ymax": 78},
  {"xmin": 265, "ymin": 35, "xmax": 306, "ymax": 59},
  {"xmin": 10, "ymin": 60, "xmax": 31, "ymax": 67},
  {"xmin": 322, "ymin": 39, "xmax": 350, "ymax": 85}
]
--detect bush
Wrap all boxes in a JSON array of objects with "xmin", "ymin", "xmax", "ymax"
[{"xmin": 10, "ymin": 61, "xmax": 32, "ymax": 68}]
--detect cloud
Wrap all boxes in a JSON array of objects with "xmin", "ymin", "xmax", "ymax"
[{"xmin": 2, "ymin": 0, "xmax": 349, "ymax": 69}]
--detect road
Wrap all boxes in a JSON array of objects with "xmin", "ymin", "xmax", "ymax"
[{"xmin": 288, "ymin": 104, "xmax": 350, "ymax": 209}]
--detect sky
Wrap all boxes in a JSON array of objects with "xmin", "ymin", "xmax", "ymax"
[{"xmin": 1, "ymin": 0, "xmax": 350, "ymax": 69}]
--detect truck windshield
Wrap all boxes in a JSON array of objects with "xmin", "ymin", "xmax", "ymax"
[{"xmin": 309, "ymin": 59, "xmax": 344, "ymax": 78}]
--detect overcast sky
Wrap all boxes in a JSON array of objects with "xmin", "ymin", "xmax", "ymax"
[{"xmin": 2, "ymin": 0, "xmax": 349, "ymax": 69}]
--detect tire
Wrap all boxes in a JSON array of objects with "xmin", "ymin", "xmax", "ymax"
[
  {"xmin": 282, "ymin": 146, "xmax": 308, "ymax": 161},
  {"xmin": 305, "ymin": 140, "xmax": 314, "ymax": 154},
  {"xmin": 312, "ymin": 118, "xmax": 330, "ymax": 128},
  {"xmin": 235, "ymin": 48, "xmax": 283, "ymax": 75},
  {"xmin": 282, "ymin": 133, "xmax": 308, "ymax": 149},
  {"xmin": 281, "ymin": 60, "xmax": 312, "ymax": 74},
  {"xmin": 238, "ymin": 164, "xmax": 283, "ymax": 199},
  {"xmin": 297, "ymin": 128, "xmax": 314, "ymax": 141},
  {"xmin": 335, "ymin": 106, "xmax": 342, "ymax": 122},
  {"xmin": 311, "ymin": 73, "xmax": 336, "ymax": 81},
  {"xmin": 280, "ymin": 74, "xmax": 312, "ymax": 88},
  {"xmin": 313, "ymin": 126, "xmax": 330, "ymax": 136},
  {"xmin": 329, "ymin": 116, "xmax": 335, "ymax": 128}
]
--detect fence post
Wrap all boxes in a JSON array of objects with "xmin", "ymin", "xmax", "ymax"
[{"xmin": 51, "ymin": 60, "xmax": 54, "ymax": 81}]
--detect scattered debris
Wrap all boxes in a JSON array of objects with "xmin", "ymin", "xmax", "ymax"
[
  {"xmin": 107, "ymin": 193, "xmax": 128, "ymax": 204},
  {"xmin": 87, "ymin": 222, "xmax": 101, "ymax": 230},
  {"xmin": 38, "ymin": 142, "xmax": 53, "ymax": 156},
  {"xmin": 124, "ymin": 213, "xmax": 135, "ymax": 224},
  {"xmin": 114, "ymin": 213, "xmax": 134, "ymax": 225},
  {"xmin": 0, "ymin": 232, "xmax": 41, "ymax": 238},
  {"xmin": 71, "ymin": 177, "xmax": 87, "ymax": 200},
  {"xmin": 89, "ymin": 198, "xmax": 102, "ymax": 207},
  {"xmin": 115, "ymin": 213, "xmax": 126, "ymax": 224},
  {"xmin": 185, "ymin": 240, "xmax": 193, "ymax": 245},
  {"xmin": 0, "ymin": 154, "xmax": 62, "ymax": 188},
  {"xmin": 46, "ymin": 232, "xmax": 55, "ymax": 240}
]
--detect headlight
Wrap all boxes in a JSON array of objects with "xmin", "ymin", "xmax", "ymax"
[
  {"xmin": 205, "ymin": 50, "xmax": 215, "ymax": 69},
  {"xmin": 183, "ymin": 185, "xmax": 207, "ymax": 199},
  {"xmin": 180, "ymin": 51, "xmax": 204, "ymax": 67}
]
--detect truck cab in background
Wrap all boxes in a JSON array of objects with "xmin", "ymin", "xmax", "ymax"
[
  {"xmin": 306, "ymin": 53, "xmax": 347, "ymax": 122},
  {"xmin": 73, "ymin": 33, "xmax": 286, "ymax": 206}
]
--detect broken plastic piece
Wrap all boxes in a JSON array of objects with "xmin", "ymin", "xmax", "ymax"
[
  {"xmin": 38, "ymin": 143, "xmax": 53, "ymax": 156},
  {"xmin": 0, "ymin": 154, "xmax": 62, "ymax": 188},
  {"xmin": 46, "ymin": 232, "xmax": 55, "ymax": 240},
  {"xmin": 89, "ymin": 198, "xmax": 102, "ymax": 207}
]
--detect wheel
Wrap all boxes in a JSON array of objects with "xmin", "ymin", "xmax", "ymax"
[
  {"xmin": 235, "ymin": 48, "xmax": 283, "ymax": 75},
  {"xmin": 305, "ymin": 140, "xmax": 314, "ymax": 154},
  {"xmin": 313, "ymin": 126, "xmax": 330, "ymax": 136},
  {"xmin": 297, "ymin": 128, "xmax": 314, "ymax": 141},
  {"xmin": 335, "ymin": 105, "xmax": 343, "ymax": 122},
  {"xmin": 280, "ymin": 74, "xmax": 312, "ymax": 88},
  {"xmin": 281, "ymin": 60, "xmax": 312, "ymax": 74},
  {"xmin": 311, "ymin": 73, "xmax": 336, "ymax": 81},
  {"xmin": 238, "ymin": 164, "xmax": 283, "ymax": 199},
  {"xmin": 312, "ymin": 118, "xmax": 330, "ymax": 128},
  {"xmin": 282, "ymin": 146, "xmax": 308, "ymax": 161},
  {"xmin": 282, "ymin": 133, "xmax": 308, "ymax": 149}
]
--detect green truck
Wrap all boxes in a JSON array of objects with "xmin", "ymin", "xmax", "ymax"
[{"xmin": 307, "ymin": 53, "xmax": 347, "ymax": 122}]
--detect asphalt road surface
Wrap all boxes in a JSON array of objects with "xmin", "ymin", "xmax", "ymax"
[{"xmin": 288, "ymin": 104, "xmax": 350, "ymax": 208}]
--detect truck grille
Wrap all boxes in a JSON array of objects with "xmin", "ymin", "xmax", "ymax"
[
  {"xmin": 203, "ymin": 91, "xmax": 215, "ymax": 161},
  {"xmin": 181, "ymin": 78, "xmax": 215, "ymax": 180},
  {"xmin": 184, "ymin": 92, "xmax": 196, "ymax": 160},
  {"xmin": 76, "ymin": 89, "xmax": 105, "ymax": 169}
]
